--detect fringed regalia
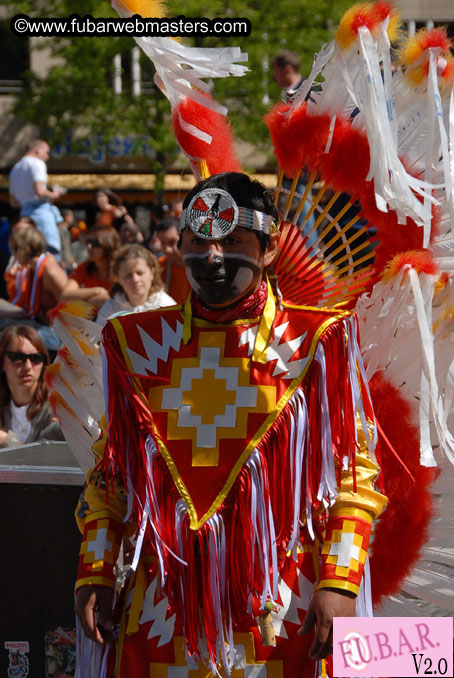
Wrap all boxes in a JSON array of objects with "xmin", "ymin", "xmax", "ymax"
[
  {"xmin": 44, "ymin": 2, "xmax": 454, "ymax": 676},
  {"xmin": 75, "ymin": 282, "xmax": 386, "ymax": 677}
]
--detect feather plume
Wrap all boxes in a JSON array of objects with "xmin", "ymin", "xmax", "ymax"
[
  {"xmin": 336, "ymin": 3, "xmax": 377, "ymax": 50},
  {"xmin": 399, "ymin": 28, "xmax": 452, "ymax": 67},
  {"xmin": 172, "ymin": 95, "xmax": 242, "ymax": 176},
  {"xmin": 47, "ymin": 300, "xmax": 97, "ymax": 323},
  {"xmin": 115, "ymin": 0, "xmax": 168, "ymax": 18},
  {"xmin": 382, "ymin": 250, "xmax": 439, "ymax": 281},
  {"xmin": 265, "ymin": 103, "xmax": 331, "ymax": 177},
  {"xmin": 335, "ymin": 1, "xmax": 399, "ymax": 51},
  {"xmin": 369, "ymin": 374, "xmax": 436, "ymax": 605},
  {"xmin": 399, "ymin": 28, "xmax": 453, "ymax": 85}
]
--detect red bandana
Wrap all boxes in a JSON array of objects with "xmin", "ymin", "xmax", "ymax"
[{"xmin": 192, "ymin": 280, "xmax": 268, "ymax": 323}]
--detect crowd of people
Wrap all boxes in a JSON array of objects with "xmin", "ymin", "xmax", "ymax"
[
  {"xmin": 1, "ymin": 22, "xmax": 445, "ymax": 676},
  {"xmin": 0, "ymin": 138, "xmax": 192, "ymax": 449}
]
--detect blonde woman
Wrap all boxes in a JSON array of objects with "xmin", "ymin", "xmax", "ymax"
[{"xmin": 97, "ymin": 244, "xmax": 175, "ymax": 325}]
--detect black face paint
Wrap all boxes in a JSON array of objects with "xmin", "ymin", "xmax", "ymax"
[{"xmin": 183, "ymin": 252, "xmax": 262, "ymax": 306}]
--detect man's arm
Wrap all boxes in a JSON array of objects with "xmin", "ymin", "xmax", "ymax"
[
  {"xmin": 74, "ymin": 585, "xmax": 114, "ymax": 644},
  {"xmin": 74, "ymin": 419, "xmax": 130, "ymax": 644},
  {"xmin": 299, "ymin": 424, "xmax": 387, "ymax": 659},
  {"xmin": 34, "ymin": 180, "xmax": 62, "ymax": 203},
  {"xmin": 299, "ymin": 588, "xmax": 356, "ymax": 659},
  {"xmin": 9, "ymin": 193, "xmax": 20, "ymax": 208}
]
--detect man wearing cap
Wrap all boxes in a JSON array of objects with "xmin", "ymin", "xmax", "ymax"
[{"xmin": 74, "ymin": 172, "xmax": 386, "ymax": 677}]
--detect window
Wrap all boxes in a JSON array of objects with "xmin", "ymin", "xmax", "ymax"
[{"xmin": 0, "ymin": 21, "xmax": 29, "ymax": 93}]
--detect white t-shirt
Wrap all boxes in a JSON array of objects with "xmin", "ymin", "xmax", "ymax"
[
  {"xmin": 9, "ymin": 155, "xmax": 48, "ymax": 206},
  {"xmin": 10, "ymin": 401, "xmax": 32, "ymax": 443}
]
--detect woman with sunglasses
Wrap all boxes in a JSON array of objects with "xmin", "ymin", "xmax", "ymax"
[
  {"xmin": 0, "ymin": 325, "xmax": 63, "ymax": 448},
  {"xmin": 63, "ymin": 227, "xmax": 121, "ymax": 308}
]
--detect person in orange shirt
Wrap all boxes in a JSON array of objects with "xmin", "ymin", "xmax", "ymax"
[
  {"xmin": 4, "ymin": 216, "xmax": 36, "ymax": 300},
  {"xmin": 153, "ymin": 217, "xmax": 190, "ymax": 304},
  {"xmin": 64, "ymin": 227, "xmax": 121, "ymax": 307},
  {"xmin": 94, "ymin": 189, "xmax": 127, "ymax": 229}
]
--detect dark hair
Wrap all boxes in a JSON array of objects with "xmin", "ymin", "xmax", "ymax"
[
  {"xmin": 155, "ymin": 216, "xmax": 180, "ymax": 233},
  {"xmin": 110, "ymin": 244, "xmax": 164, "ymax": 299},
  {"xmin": 95, "ymin": 188, "xmax": 121, "ymax": 207},
  {"xmin": 27, "ymin": 138, "xmax": 48, "ymax": 153},
  {"xmin": 182, "ymin": 172, "xmax": 278, "ymax": 251},
  {"xmin": 10, "ymin": 216, "xmax": 36, "ymax": 231},
  {"xmin": 0, "ymin": 325, "xmax": 50, "ymax": 421},
  {"xmin": 86, "ymin": 227, "xmax": 121, "ymax": 278},
  {"xmin": 270, "ymin": 51, "xmax": 301, "ymax": 71}
]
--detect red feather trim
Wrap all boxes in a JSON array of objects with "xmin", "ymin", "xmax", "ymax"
[
  {"xmin": 382, "ymin": 249, "xmax": 439, "ymax": 280},
  {"xmin": 441, "ymin": 61, "xmax": 454, "ymax": 83},
  {"xmin": 371, "ymin": 1, "xmax": 395, "ymax": 23},
  {"xmin": 265, "ymin": 103, "xmax": 440, "ymax": 282},
  {"xmin": 417, "ymin": 27, "xmax": 452, "ymax": 54},
  {"xmin": 265, "ymin": 102, "xmax": 331, "ymax": 176},
  {"xmin": 368, "ymin": 373, "xmax": 436, "ymax": 605},
  {"xmin": 319, "ymin": 118, "xmax": 370, "ymax": 198},
  {"xmin": 172, "ymin": 95, "xmax": 242, "ymax": 175}
]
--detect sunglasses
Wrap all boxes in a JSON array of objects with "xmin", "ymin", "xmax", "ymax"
[
  {"xmin": 5, "ymin": 351, "xmax": 47, "ymax": 365},
  {"xmin": 87, "ymin": 239, "xmax": 101, "ymax": 247}
]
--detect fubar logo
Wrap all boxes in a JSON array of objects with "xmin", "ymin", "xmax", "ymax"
[{"xmin": 333, "ymin": 617, "xmax": 453, "ymax": 678}]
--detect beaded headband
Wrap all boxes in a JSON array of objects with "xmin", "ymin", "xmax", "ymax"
[{"xmin": 180, "ymin": 188, "xmax": 275, "ymax": 240}]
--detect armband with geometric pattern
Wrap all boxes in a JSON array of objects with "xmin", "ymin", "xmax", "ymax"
[
  {"xmin": 75, "ymin": 511, "xmax": 124, "ymax": 591},
  {"xmin": 317, "ymin": 507, "xmax": 373, "ymax": 596}
]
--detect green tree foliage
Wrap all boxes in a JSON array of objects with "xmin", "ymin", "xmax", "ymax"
[
  {"xmin": 171, "ymin": 0, "xmax": 353, "ymax": 147},
  {"xmin": 6, "ymin": 0, "xmax": 178, "ymax": 188},
  {"xmin": 6, "ymin": 0, "xmax": 353, "ymax": 174}
]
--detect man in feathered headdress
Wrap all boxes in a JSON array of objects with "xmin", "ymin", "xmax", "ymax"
[{"xmin": 74, "ymin": 172, "xmax": 386, "ymax": 678}]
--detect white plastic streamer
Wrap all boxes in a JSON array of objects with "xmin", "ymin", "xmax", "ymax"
[
  {"xmin": 449, "ymin": 90, "xmax": 454, "ymax": 234},
  {"xmin": 245, "ymin": 450, "xmax": 279, "ymax": 605},
  {"xmin": 207, "ymin": 513, "xmax": 234, "ymax": 675},
  {"xmin": 424, "ymin": 50, "xmax": 444, "ymax": 247},
  {"xmin": 356, "ymin": 555, "xmax": 373, "ymax": 617},
  {"xmin": 357, "ymin": 25, "xmax": 436, "ymax": 225},
  {"xmin": 376, "ymin": 16, "xmax": 397, "ymax": 146},
  {"xmin": 314, "ymin": 45, "xmax": 360, "ymax": 118},
  {"xmin": 75, "ymin": 616, "xmax": 106, "ymax": 678},
  {"xmin": 345, "ymin": 315, "xmax": 377, "ymax": 454},
  {"xmin": 313, "ymin": 343, "xmax": 338, "ymax": 503},
  {"xmin": 291, "ymin": 41, "xmax": 335, "ymax": 109},
  {"xmin": 408, "ymin": 268, "xmax": 454, "ymax": 465},
  {"xmin": 357, "ymin": 264, "xmax": 454, "ymax": 468},
  {"xmin": 287, "ymin": 390, "xmax": 308, "ymax": 557},
  {"xmin": 129, "ymin": 436, "xmax": 188, "ymax": 586},
  {"xmin": 111, "ymin": 0, "xmax": 247, "ymax": 125}
]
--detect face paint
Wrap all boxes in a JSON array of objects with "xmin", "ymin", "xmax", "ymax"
[{"xmin": 183, "ymin": 252, "xmax": 262, "ymax": 306}]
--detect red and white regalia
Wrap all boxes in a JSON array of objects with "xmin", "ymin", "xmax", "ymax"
[{"xmin": 75, "ymin": 283, "xmax": 387, "ymax": 678}]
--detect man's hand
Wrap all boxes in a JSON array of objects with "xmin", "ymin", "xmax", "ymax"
[
  {"xmin": 50, "ymin": 188, "xmax": 63, "ymax": 202},
  {"xmin": 74, "ymin": 585, "xmax": 114, "ymax": 645},
  {"xmin": 298, "ymin": 588, "xmax": 356, "ymax": 660},
  {"xmin": 0, "ymin": 429, "xmax": 9, "ymax": 446}
]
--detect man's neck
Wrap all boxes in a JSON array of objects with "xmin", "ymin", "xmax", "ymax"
[{"xmin": 192, "ymin": 280, "xmax": 268, "ymax": 323}]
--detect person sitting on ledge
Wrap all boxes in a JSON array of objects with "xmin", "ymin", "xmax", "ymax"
[{"xmin": 0, "ymin": 324, "xmax": 63, "ymax": 447}]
